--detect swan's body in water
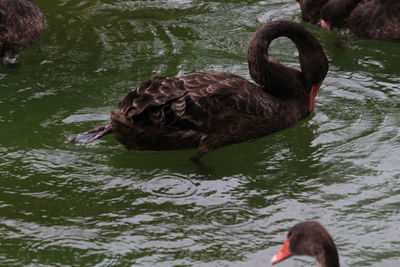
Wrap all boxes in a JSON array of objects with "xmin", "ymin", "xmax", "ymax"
[
  {"xmin": 0, "ymin": 0, "xmax": 46, "ymax": 65},
  {"xmin": 271, "ymin": 221, "xmax": 340, "ymax": 267},
  {"xmin": 296, "ymin": 0, "xmax": 400, "ymax": 40},
  {"xmin": 69, "ymin": 20, "xmax": 328, "ymax": 159}
]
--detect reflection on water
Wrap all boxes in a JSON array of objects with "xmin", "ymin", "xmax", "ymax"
[{"xmin": 0, "ymin": 0, "xmax": 399, "ymax": 266}]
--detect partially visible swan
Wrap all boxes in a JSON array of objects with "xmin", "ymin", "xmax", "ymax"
[
  {"xmin": 271, "ymin": 221, "xmax": 340, "ymax": 267},
  {"xmin": 69, "ymin": 20, "xmax": 328, "ymax": 160},
  {"xmin": 297, "ymin": 0, "xmax": 400, "ymax": 40},
  {"xmin": 0, "ymin": 0, "xmax": 46, "ymax": 65}
]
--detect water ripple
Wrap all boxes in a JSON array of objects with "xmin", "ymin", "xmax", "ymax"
[
  {"xmin": 202, "ymin": 206, "xmax": 259, "ymax": 228},
  {"xmin": 143, "ymin": 173, "xmax": 197, "ymax": 198}
]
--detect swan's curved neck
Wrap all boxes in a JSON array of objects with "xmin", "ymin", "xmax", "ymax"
[
  {"xmin": 247, "ymin": 21, "xmax": 328, "ymax": 101},
  {"xmin": 317, "ymin": 245, "xmax": 340, "ymax": 267},
  {"xmin": 247, "ymin": 22, "xmax": 301, "ymax": 96}
]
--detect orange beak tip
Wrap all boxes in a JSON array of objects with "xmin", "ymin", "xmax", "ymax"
[
  {"xmin": 320, "ymin": 19, "xmax": 332, "ymax": 29},
  {"xmin": 270, "ymin": 251, "xmax": 291, "ymax": 265},
  {"xmin": 270, "ymin": 254, "xmax": 278, "ymax": 265},
  {"xmin": 270, "ymin": 238, "xmax": 292, "ymax": 265}
]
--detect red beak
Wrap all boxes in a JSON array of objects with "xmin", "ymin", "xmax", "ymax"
[
  {"xmin": 308, "ymin": 83, "xmax": 322, "ymax": 113},
  {"xmin": 320, "ymin": 19, "xmax": 332, "ymax": 29},
  {"xmin": 271, "ymin": 237, "xmax": 292, "ymax": 265}
]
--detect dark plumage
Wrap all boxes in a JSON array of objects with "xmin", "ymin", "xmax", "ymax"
[
  {"xmin": 0, "ymin": 0, "xmax": 46, "ymax": 65},
  {"xmin": 69, "ymin": 20, "xmax": 328, "ymax": 159},
  {"xmin": 297, "ymin": 0, "xmax": 400, "ymax": 40},
  {"xmin": 271, "ymin": 221, "xmax": 340, "ymax": 267}
]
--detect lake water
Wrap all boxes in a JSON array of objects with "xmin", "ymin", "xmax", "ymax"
[{"xmin": 0, "ymin": 0, "xmax": 399, "ymax": 266}]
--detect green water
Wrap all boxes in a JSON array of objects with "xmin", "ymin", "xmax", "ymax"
[{"xmin": 1, "ymin": 0, "xmax": 399, "ymax": 266}]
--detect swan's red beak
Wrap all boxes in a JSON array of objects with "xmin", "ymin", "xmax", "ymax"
[
  {"xmin": 320, "ymin": 19, "xmax": 332, "ymax": 29},
  {"xmin": 271, "ymin": 237, "xmax": 292, "ymax": 265},
  {"xmin": 308, "ymin": 83, "xmax": 322, "ymax": 113}
]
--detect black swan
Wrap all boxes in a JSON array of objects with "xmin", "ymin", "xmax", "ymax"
[
  {"xmin": 69, "ymin": 20, "xmax": 328, "ymax": 160},
  {"xmin": 0, "ymin": 0, "xmax": 46, "ymax": 65},
  {"xmin": 271, "ymin": 221, "xmax": 340, "ymax": 267},
  {"xmin": 296, "ymin": 0, "xmax": 400, "ymax": 40}
]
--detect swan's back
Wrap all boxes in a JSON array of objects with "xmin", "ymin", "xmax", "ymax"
[
  {"xmin": 348, "ymin": 0, "xmax": 400, "ymax": 40},
  {"xmin": 297, "ymin": 0, "xmax": 400, "ymax": 40}
]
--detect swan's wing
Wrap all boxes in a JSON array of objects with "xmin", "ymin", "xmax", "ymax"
[
  {"xmin": 183, "ymin": 71, "xmax": 275, "ymax": 118},
  {"xmin": 119, "ymin": 76, "xmax": 188, "ymax": 117},
  {"xmin": 118, "ymin": 75, "xmax": 205, "ymax": 132},
  {"xmin": 118, "ymin": 72, "xmax": 270, "ymax": 132}
]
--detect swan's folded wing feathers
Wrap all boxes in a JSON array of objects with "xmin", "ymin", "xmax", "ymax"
[
  {"xmin": 119, "ymin": 77, "xmax": 188, "ymax": 118},
  {"xmin": 182, "ymin": 71, "xmax": 273, "ymax": 118},
  {"xmin": 116, "ymin": 72, "xmax": 274, "ymax": 134}
]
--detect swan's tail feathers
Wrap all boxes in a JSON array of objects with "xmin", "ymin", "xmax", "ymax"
[{"xmin": 68, "ymin": 124, "xmax": 113, "ymax": 143}]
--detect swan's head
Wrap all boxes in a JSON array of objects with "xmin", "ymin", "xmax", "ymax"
[
  {"xmin": 297, "ymin": 0, "xmax": 330, "ymax": 25},
  {"xmin": 299, "ymin": 46, "xmax": 328, "ymax": 114},
  {"xmin": 319, "ymin": 0, "xmax": 360, "ymax": 30},
  {"xmin": 271, "ymin": 221, "xmax": 339, "ymax": 266}
]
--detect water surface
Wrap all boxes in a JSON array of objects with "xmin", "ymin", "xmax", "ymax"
[{"xmin": 0, "ymin": 0, "xmax": 399, "ymax": 266}]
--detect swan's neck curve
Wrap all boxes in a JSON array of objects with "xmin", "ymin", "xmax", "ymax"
[
  {"xmin": 316, "ymin": 244, "xmax": 340, "ymax": 267},
  {"xmin": 247, "ymin": 20, "xmax": 328, "ymax": 104}
]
